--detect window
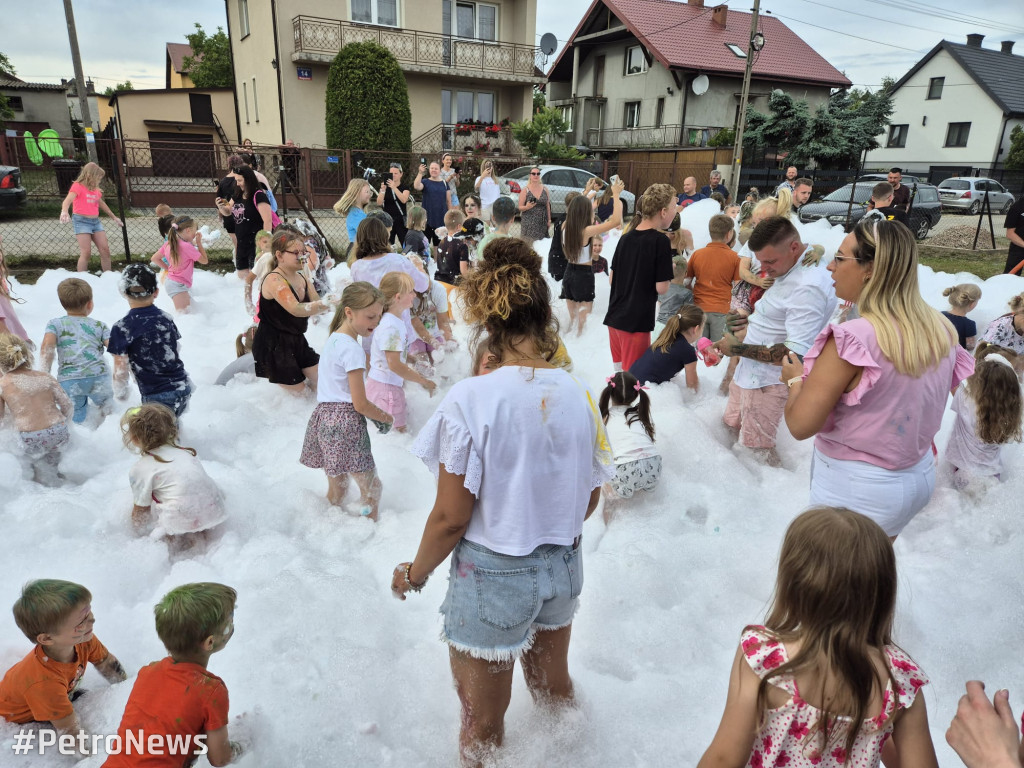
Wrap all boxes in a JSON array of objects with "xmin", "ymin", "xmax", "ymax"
[
  {"xmin": 655, "ymin": 97, "xmax": 665, "ymax": 128},
  {"xmin": 624, "ymin": 101, "xmax": 641, "ymax": 129},
  {"xmin": 945, "ymin": 122, "xmax": 970, "ymax": 147},
  {"xmin": 447, "ymin": 89, "xmax": 495, "ymax": 123},
  {"xmin": 450, "ymin": 1, "xmax": 497, "ymax": 41},
  {"xmin": 8, "ymin": 96, "xmax": 23, "ymax": 111},
  {"xmin": 927, "ymin": 77, "xmax": 944, "ymax": 99},
  {"xmin": 242, "ymin": 81, "xmax": 249, "ymax": 124},
  {"xmin": 887, "ymin": 124, "xmax": 908, "ymax": 148},
  {"xmin": 189, "ymin": 93, "xmax": 213, "ymax": 124},
  {"xmin": 725, "ymin": 43, "xmax": 746, "ymax": 58},
  {"xmin": 352, "ymin": 0, "xmax": 398, "ymax": 27},
  {"xmin": 238, "ymin": 0, "xmax": 250, "ymax": 38},
  {"xmin": 250, "ymin": 77, "xmax": 259, "ymax": 121},
  {"xmin": 559, "ymin": 105, "xmax": 573, "ymax": 130},
  {"xmin": 918, "ymin": 188, "xmax": 938, "ymax": 204},
  {"xmin": 572, "ymin": 170, "xmax": 595, "ymax": 188},
  {"xmin": 624, "ymin": 46, "xmax": 647, "ymax": 75},
  {"xmin": 546, "ymin": 170, "xmax": 576, "ymax": 187},
  {"xmin": 593, "ymin": 55, "xmax": 605, "ymax": 96}
]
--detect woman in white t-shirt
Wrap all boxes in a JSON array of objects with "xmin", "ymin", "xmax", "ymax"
[
  {"xmin": 474, "ymin": 159, "xmax": 502, "ymax": 223},
  {"xmin": 392, "ymin": 237, "xmax": 614, "ymax": 765},
  {"xmin": 300, "ymin": 282, "xmax": 394, "ymax": 520}
]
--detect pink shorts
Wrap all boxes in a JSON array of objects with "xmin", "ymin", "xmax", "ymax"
[
  {"xmin": 723, "ymin": 380, "xmax": 788, "ymax": 449},
  {"xmin": 607, "ymin": 327, "xmax": 651, "ymax": 371},
  {"xmin": 365, "ymin": 377, "xmax": 408, "ymax": 429}
]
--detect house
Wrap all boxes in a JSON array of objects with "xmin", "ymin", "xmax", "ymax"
[
  {"xmin": 546, "ymin": 0, "xmax": 851, "ymax": 151},
  {"xmin": 166, "ymin": 43, "xmax": 197, "ymax": 89},
  {"xmin": 0, "ymin": 75, "xmax": 72, "ymax": 139},
  {"xmin": 223, "ymin": 0, "xmax": 545, "ymax": 151},
  {"xmin": 62, "ymin": 77, "xmax": 102, "ymax": 133},
  {"xmin": 865, "ymin": 34, "xmax": 1024, "ymax": 176}
]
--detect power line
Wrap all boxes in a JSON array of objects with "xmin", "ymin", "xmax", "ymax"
[
  {"xmin": 864, "ymin": 0, "xmax": 1024, "ymax": 34},
  {"xmin": 769, "ymin": 13, "xmax": 924, "ymax": 52},
  {"xmin": 787, "ymin": 0, "xmax": 963, "ymax": 38}
]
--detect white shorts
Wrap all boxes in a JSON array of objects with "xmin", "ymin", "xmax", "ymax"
[{"xmin": 809, "ymin": 447, "xmax": 935, "ymax": 537}]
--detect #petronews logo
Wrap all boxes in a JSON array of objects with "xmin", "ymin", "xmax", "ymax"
[{"xmin": 12, "ymin": 729, "xmax": 208, "ymax": 756}]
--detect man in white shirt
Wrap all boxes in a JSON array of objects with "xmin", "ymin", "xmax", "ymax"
[
  {"xmin": 714, "ymin": 217, "xmax": 837, "ymax": 466},
  {"xmin": 776, "ymin": 166, "xmax": 799, "ymax": 194}
]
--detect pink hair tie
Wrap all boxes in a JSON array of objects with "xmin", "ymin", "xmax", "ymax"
[
  {"xmin": 634, "ymin": 383, "xmax": 649, "ymax": 391},
  {"xmin": 605, "ymin": 376, "xmax": 615, "ymax": 386},
  {"xmin": 171, "ymin": 223, "xmax": 178, "ymax": 230}
]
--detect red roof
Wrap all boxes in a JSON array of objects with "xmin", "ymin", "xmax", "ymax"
[
  {"xmin": 166, "ymin": 43, "xmax": 197, "ymax": 74},
  {"xmin": 550, "ymin": 0, "xmax": 851, "ymax": 88}
]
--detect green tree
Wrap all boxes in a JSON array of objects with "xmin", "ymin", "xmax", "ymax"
[
  {"xmin": 325, "ymin": 42, "xmax": 411, "ymax": 152},
  {"xmin": 510, "ymin": 106, "xmax": 582, "ymax": 159},
  {"xmin": 1005, "ymin": 125, "xmax": 1024, "ymax": 170},
  {"xmin": 102, "ymin": 81, "xmax": 134, "ymax": 97},
  {"xmin": 184, "ymin": 24, "xmax": 233, "ymax": 88},
  {"xmin": 0, "ymin": 52, "xmax": 15, "ymax": 129},
  {"xmin": 532, "ymin": 86, "xmax": 545, "ymax": 114}
]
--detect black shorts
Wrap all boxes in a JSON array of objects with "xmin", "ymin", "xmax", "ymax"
[
  {"xmin": 221, "ymin": 214, "xmax": 236, "ymax": 234},
  {"xmin": 562, "ymin": 263, "xmax": 596, "ymax": 303},
  {"xmin": 253, "ymin": 329, "xmax": 320, "ymax": 385},
  {"xmin": 235, "ymin": 236, "xmax": 256, "ymax": 271}
]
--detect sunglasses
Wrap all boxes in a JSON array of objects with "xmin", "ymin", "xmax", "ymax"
[{"xmin": 530, "ymin": 171, "xmax": 540, "ymax": 176}]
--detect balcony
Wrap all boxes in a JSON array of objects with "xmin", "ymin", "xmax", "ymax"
[
  {"xmin": 586, "ymin": 124, "xmax": 726, "ymax": 150},
  {"xmin": 292, "ymin": 16, "xmax": 546, "ymax": 83}
]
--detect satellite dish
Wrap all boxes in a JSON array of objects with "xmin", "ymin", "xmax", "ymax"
[
  {"xmin": 691, "ymin": 74, "xmax": 709, "ymax": 96},
  {"xmin": 540, "ymin": 33, "xmax": 558, "ymax": 56}
]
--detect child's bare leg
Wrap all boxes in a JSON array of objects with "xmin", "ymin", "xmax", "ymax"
[
  {"xmin": 171, "ymin": 292, "xmax": 191, "ymax": 313},
  {"xmin": 577, "ymin": 301, "xmax": 592, "ymax": 336},
  {"xmin": 75, "ymin": 234, "xmax": 93, "ymax": 271},
  {"xmin": 327, "ymin": 472, "xmax": 349, "ymax": 506},
  {"xmin": 351, "ymin": 470, "xmax": 382, "ymax": 521},
  {"xmin": 93, "ymin": 231, "xmax": 112, "ymax": 272},
  {"xmin": 566, "ymin": 300, "xmax": 579, "ymax": 330}
]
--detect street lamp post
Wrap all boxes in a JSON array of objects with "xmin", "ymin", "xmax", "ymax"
[{"xmin": 728, "ymin": 0, "xmax": 763, "ymax": 197}]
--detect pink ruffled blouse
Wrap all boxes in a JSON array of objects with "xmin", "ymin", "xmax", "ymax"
[{"xmin": 803, "ymin": 318, "xmax": 974, "ymax": 470}]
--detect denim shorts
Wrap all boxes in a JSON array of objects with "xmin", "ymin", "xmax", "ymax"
[
  {"xmin": 72, "ymin": 214, "xmax": 104, "ymax": 235},
  {"xmin": 59, "ymin": 374, "xmax": 113, "ymax": 423},
  {"xmin": 440, "ymin": 538, "xmax": 582, "ymax": 661}
]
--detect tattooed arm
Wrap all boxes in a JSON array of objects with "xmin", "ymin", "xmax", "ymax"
[{"xmin": 715, "ymin": 336, "xmax": 792, "ymax": 364}]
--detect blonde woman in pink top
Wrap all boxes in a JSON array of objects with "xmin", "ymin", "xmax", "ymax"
[
  {"xmin": 780, "ymin": 220, "xmax": 974, "ymax": 538},
  {"xmin": 58, "ymin": 162, "xmax": 123, "ymax": 272}
]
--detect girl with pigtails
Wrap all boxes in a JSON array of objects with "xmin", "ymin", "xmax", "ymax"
[
  {"xmin": 150, "ymin": 215, "xmax": 209, "ymax": 313},
  {"xmin": 599, "ymin": 370, "xmax": 661, "ymax": 500}
]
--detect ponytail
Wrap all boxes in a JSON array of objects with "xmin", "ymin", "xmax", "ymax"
[
  {"xmin": 599, "ymin": 371, "xmax": 655, "ymax": 442},
  {"xmin": 653, "ymin": 304, "xmax": 704, "ymax": 353},
  {"xmin": 166, "ymin": 215, "xmax": 195, "ymax": 269}
]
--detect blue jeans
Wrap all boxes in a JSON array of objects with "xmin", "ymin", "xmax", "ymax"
[
  {"xmin": 59, "ymin": 375, "xmax": 113, "ymax": 423},
  {"xmin": 142, "ymin": 382, "xmax": 193, "ymax": 418}
]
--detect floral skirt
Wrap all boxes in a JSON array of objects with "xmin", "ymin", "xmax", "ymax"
[{"xmin": 300, "ymin": 402, "xmax": 375, "ymax": 476}]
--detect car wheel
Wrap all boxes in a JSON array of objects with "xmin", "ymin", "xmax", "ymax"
[
  {"xmin": 914, "ymin": 218, "xmax": 930, "ymax": 240},
  {"xmin": 968, "ymin": 200, "xmax": 981, "ymax": 215}
]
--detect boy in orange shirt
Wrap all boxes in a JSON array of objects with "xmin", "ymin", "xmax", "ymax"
[
  {"xmin": 685, "ymin": 213, "xmax": 741, "ymax": 341},
  {"xmin": 103, "ymin": 582, "xmax": 243, "ymax": 768},
  {"xmin": 0, "ymin": 580, "xmax": 127, "ymax": 734}
]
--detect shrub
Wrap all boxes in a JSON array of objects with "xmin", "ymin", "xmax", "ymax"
[{"xmin": 325, "ymin": 42, "xmax": 411, "ymax": 152}]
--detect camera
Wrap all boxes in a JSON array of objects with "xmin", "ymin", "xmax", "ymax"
[{"xmin": 362, "ymin": 167, "xmax": 376, "ymax": 181}]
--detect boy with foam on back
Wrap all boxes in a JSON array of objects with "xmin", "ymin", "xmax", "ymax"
[
  {"xmin": 108, "ymin": 264, "xmax": 193, "ymax": 417},
  {"xmin": 39, "ymin": 278, "xmax": 112, "ymax": 424},
  {"xmin": 0, "ymin": 580, "xmax": 127, "ymax": 743},
  {"xmin": 103, "ymin": 583, "xmax": 244, "ymax": 768}
]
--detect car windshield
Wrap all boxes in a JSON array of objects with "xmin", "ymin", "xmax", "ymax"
[
  {"xmin": 939, "ymin": 180, "xmax": 971, "ymax": 190},
  {"xmin": 504, "ymin": 167, "xmax": 532, "ymax": 180},
  {"xmin": 822, "ymin": 185, "xmax": 873, "ymax": 203}
]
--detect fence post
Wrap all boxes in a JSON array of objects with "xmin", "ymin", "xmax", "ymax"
[{"xmin": 112, "ymin": 139, "xmax": 131, "ymax": 263}]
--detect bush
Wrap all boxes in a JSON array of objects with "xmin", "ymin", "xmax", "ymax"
[
  {"xmin": 708, "ymin": 128, "xmax": 735, "ymax": 148},
  {"xmin": 511, "ymin": 107, "xmax": 583, "ymax": 159},
  {"xmin": 326, "ymin": 42, "xmax": 411, "ymax": 152}
]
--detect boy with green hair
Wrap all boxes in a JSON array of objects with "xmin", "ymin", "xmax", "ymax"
[
  {"xmin": 0, "ymin": 579, "xmax": 127, "ymax": 733},
  {"xmin": 103, "ymin": 583, "xmax": 242, "ymax": 767}
]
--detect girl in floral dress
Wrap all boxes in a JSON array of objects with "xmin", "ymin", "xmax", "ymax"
[{"xmin": 698, "ymin": 507, "xmax": 938, "ymax": 768}]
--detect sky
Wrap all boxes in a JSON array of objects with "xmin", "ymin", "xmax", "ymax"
[{"xmin": 4, "ymin": 0, "xmax": 1024, "ymax": 94}]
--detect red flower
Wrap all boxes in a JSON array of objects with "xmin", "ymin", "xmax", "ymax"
[
  {"xmin": 910, "ymin": 677, "xmax": 925, "ymax": 690},
  {"xmin": 763, "ymin": 735, "xmax": 773, "ymax": 751},
  {"xmin": 788, "ymin": 720, "xmax": 809, "ymax": 738},
  {"xmin": 891, "ymin": 658, "xmax": 918, "ymax": 672},
  {"xmin": 775, "ymin": 751, "xmax": 791, "ymax": 767},
  {"xmin": 763, "ymin": 649, "xmax": 784, "ymax": 670},
  {"xmin": 742, "ymin": 635, "xmax": 762, "ymax": 656},
  {"xmin": 831, "ymin": 746, "xmax": 847, "ymax": 762},
  {"xmin": 750, "ymin": 750, "xmax": 764, "ymax": 768}
]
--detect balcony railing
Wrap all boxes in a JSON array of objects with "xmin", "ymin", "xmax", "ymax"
[
  {"xmin": 586, "ymin": 124, "xmax": 726, "ymax": 149},
  {"xmin": 292, "ymin": 16, "xmax": 545, "ymax": 79}
]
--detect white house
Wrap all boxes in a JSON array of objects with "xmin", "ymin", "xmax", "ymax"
[{"xmin": 865, "ymin": 34, "xmax": 1024, "ymax": 175}]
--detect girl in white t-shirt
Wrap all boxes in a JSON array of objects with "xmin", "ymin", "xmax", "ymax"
[
  {"xmin": 366, "ymin": 271, "xmax": 436, "ymax": 432},
  {"xmin": 300, "ymin": 282, "xmax": 393, "ymax": 520},
  {"xmin": 599, "ymin": 370, "xmax": 661, "ymax": 502},
  {"xmin": 945, "ymin": 342, "xmax": 1023, "ymax": 489},
  {"xmin": 121, "ymin": 403, "xmax": 226, "ymax": 551}
]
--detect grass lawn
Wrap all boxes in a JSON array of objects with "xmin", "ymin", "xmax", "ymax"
[{"xmin": 917, "ymin": 237, "xmax": 1010, "ymax": 280}]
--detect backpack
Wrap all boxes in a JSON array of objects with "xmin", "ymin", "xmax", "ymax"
[{"xmin": 548, "ymin": 221, "xmax": 568, "ymax": 281}]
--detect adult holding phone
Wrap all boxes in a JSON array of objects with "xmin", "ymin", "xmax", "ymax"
[
  {"xmin": 377, "ymin": 162, "xmax": 411, "ymax": 246},
  {"xmin": 518, "ymin": 166, "xmax": 552, "ymax": 248},
  {"xmin": 475, "ymin": 160, "xmax": 502, "ymax": 224},
  {"xmin": 414, "ymin": 162, "xmax": 451, "ymax": 246},
  {"xmin": 440, "ymin": 152, "xmax": 460, "ymax": 209}
]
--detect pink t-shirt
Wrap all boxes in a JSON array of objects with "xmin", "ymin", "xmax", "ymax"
[
  {"xmin": 69, "ymin": 182, "xmax": 102, "ymax": 217},
  {"xmin": 804, "ymin": 318, "xmax": 974, "ymax": 470},
  {"xmin": 0, "ymin": 294, "xmax": 29, "ymax": 341},
  {"xmin": 156, "ymin": 240, "xmax": 202, "ymax": 288}
]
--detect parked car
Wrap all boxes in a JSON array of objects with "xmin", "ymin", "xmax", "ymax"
[
  {"xmin": 857, "ymin": 173, "xmax": 923, "ymax": 185},
  {"xmin": 0, "ymin": 166, "xmax": 27, "ymax": 210},
  {"xmin": 798, "ymin": 182, "xmax": 943, "ymax": 239},
  {"xmin": 937, "ymin": 177, "xmax": 1015, "ymax": 214},
  {"xmin": 498, "ymin": 165, "xmax": 636, "ymax": 218}
]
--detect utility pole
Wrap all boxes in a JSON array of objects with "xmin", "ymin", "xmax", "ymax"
[
  {"xmin": 728, "ymin": 0, "xmax": 762, "ymax": 197},
  {"xmin": 63, "ymin": 0, "xmax": 98, "ymax": 162}
]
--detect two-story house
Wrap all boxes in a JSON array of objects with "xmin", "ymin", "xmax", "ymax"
[
  {"xmin": 546, "ymin": 0, "xmax": 850, "ymax": 152},
  {"xmin": 224, "ymin": 0, "xmax": 545, "ymax": 151},
  {"xmin": 865, "ymin": 34, "xmax": 1024, "ymax": 177}
]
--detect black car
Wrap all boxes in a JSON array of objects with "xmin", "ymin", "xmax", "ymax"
[
  {"xmin": 798, "ymin": 182, "xmax": 942, "ymax": 239},
  {"xmin": 0, "ymin": 166, "xmax": 27, "ymax": 209}
]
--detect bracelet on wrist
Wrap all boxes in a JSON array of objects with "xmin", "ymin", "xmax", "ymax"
[
  {"xmin": 786, "ymin": 375, "xmax": 803, "ymax": 389},
  {"xmin": 404, "ymin": 563, "xmax": 428, "ymax": 591}
]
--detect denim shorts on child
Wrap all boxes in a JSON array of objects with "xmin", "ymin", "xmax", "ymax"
[
  {"xmin": 59, "ymin": 374, "xmax": 113, "ymax": 423},
  {"xmin": 142, "ymin": 380, "xmax": 194, "ymax": 418},
  {"xmin": 440, "ymin": 537, "xmax": 583, "ymax": 661},
  {"xmin": 72, "ymin": 214, "xmax": 104, "ymax": 235}
]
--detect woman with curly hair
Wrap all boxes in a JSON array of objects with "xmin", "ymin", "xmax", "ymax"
[{"xmin": 391, "ymin": 237, "xmax": 614, "ymax": 767}]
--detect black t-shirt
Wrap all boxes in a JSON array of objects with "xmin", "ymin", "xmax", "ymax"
[
  {"xmin": 233, "ymin": 189, "xmax": 269, "ymax": 260},
  {"xmin": 1005, "ymin": 199, "xmax": 1024, "ymax": 271},
  {"xmin": 604, "ymin": 228, "xmax": 674, "ymax": 333},
  {"xmin": 382, "ymin": 183, "xmax": 409, "ymax": 227},
  {"xmin": 891, "ymin": 183, "xmax": 910, "ymax": 211},
  {"xmin": 435, "ymin": 238, "xmax": 469, "ymax": 285},
  {"xmin": 864, "ymin": 206, "xmax": 907, "ymax": 225},
  {"xmin": 629, "ymin": 335, "xmax": 698, "ymax": 385},
  {"xmin": 941, "ymin": 311, "xmax": 977, "ymax": 350},
  {"xmin": 217, "ymin": 176, "xmax": 240, "ymax": 222}
]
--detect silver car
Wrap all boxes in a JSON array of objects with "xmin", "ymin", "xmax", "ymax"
[
  {"xmin": 498, "ymin": 165, "xmax": 636, "ymax": 217},
  {"xmin": 937, "ymin": 177, "xmax": 1016, "ymax": 215}
]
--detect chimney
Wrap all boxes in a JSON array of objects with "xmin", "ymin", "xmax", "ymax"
[
  {"xmin": 1001, "ymin": 40, "xmax": 1015, "ymax": 54},
  {"xmin": 966, "ymin": 33, "xmax": 984, "ymax": 48},
  {"xmin": 712, "ymin": 4, "xmax": 728, "ymax": 27},
  {"xmin": 688, "ymin": 0, "xmax": 705, "ymax": 7}
]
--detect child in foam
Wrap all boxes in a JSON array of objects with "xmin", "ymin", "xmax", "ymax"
[
  {"xmin": 103, "ymin": 583, "xmax": 245, "ymax": 768},
  {"xmin": 0, "ymin": 234, "xmax": 29, "ymax": 342},
  {"xmin": 150, "ymin": 215, "xmax": 210, "ymax": 313},
  {"xmin": 629, "ymin": 304, "xmax": 705, "ymax": 393},
  {"xmin": 58, "ymin": 162, "xmax": 123, "ymax": 272},
  {"xmin": 122, "ymin": 403, "xmax": 226, "ymax": 550},
  {"xmin": 39, "ymin": 278, "xmax": 112, "ymax": 424},
  {"xmin": 0, "ymin": 580, "xmax": 127, "ymax": 744},
  {"xmin": 697, "ymin": 507, "xmax": 938, "ymax": 768},
  {"xmin": 599, "ymin": 370, "xmax": 661, "ymax": 503},
  {"xmin": 941, "ymin": 283, "xmax": 981, "ymax": 351},
  {"xmin": 980, "ymin": 292, "xmax": 1024, "ymax": 355},
  {"xmin": 301, "ymin": 282, "xmax": 394, "ymax": 520},
  {"xmin": 0, "ymin": 333, "xmax": 74, "ymax": 485}
]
